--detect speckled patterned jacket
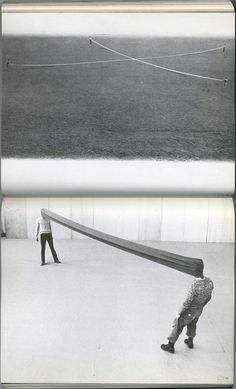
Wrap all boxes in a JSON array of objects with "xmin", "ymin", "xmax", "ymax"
[{"xmin": 179, "ymin": 276, "xmax": 214, "ymax": 315}]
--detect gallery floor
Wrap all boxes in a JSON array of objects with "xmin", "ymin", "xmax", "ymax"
[{"xmin": 1, "ymin": 239, "xmax": 234, "ymax": 385}]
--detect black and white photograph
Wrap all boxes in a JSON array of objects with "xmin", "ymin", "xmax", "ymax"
[
  {"xmin": 1, "ymin": 3, "xmax": 235, "ymax": 195},
  {"xmin": 1, "ymin": 197, "xmax": 234, "ymax": 385},
  {"xmin": 0, "ymin": 1, "xmax": 235, "ymax": 387}
]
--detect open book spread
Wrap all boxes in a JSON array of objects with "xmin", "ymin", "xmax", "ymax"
[{"xmin": 1, "ymin": 1, "xmax": 235, "ymax": 387}]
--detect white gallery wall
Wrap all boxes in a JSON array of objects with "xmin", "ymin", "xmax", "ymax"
[{"xmin": 2, "ymin": 197, "xmax": 234, "ymax": 243}]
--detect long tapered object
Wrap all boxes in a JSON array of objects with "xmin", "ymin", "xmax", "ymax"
[{"xmin": 41, "ymin": 208, "xmax": 204, "ymax": 277}]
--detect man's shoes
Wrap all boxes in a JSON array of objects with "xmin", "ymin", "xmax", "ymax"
[
  {"xmin": 41, "ymin": 262, "xmax": 45, "ymax": 266},
  {"xmin": 161, "ymin": 343, "xmax": 175, "ymax": 353},
  {"xmin": 54, "ymin": 260, "xmax": 61, "ymax": 264},
  {"xmin": 184, "ymin": 338, "xmax": 194, "ymax": 349}
]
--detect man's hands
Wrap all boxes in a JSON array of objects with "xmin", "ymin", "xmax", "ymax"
[{"xmin": 36, "ymin": 236, "xmax": 39, "ymax": 242}]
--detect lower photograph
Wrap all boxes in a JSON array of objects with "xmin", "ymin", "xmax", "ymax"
[{"xmin": 1, "ymin": 197, "xmax": 234, "ymax": 387}]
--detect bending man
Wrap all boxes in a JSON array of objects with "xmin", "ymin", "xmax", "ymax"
[
  {"xmin": 35, "ymin": 215, "xmax": 61, "ymax": 266},
  {"xmin": 161, "ymin": 271, "xmax": 214, "ymax": 353}
]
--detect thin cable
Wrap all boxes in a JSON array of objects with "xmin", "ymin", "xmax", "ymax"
[
  {"xmin": 7, "ymin": 44, "xmax": 225, "ymax": 69},
  {"xmin": 91, "ymin": 38, "xmax": 226, "ymax": 83}
]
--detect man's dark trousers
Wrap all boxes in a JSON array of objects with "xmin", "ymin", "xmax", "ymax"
[{"xmin": 40, "ymin": 233, "xmax": 59, "ymax": 264}]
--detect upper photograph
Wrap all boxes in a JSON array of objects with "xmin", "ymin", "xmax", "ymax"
[{"xmin": 1, "ymin": 3, "xmax": 235, "ymax": 194}]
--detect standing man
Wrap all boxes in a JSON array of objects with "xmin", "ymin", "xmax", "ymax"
[
  {"xmin": 35, "ymin": 215, "xmax": 61, "ymax": 266},
  {"xmin": 161, "ymin": 271, "xmax": 214, "ymax": 353}
]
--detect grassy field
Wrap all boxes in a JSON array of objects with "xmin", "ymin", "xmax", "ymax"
[{"xmin": 2, "ymin": 36, "xmax": 235, "ymax": 160}]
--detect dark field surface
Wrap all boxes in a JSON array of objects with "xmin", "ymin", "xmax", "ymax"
[{"xmin": 2, "ymin": 36, "xmax": 235, "ymax": 160}]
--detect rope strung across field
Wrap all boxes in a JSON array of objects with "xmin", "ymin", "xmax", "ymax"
[
  {"xmin": 7, "ymin": 44, "xmax": 226, "ymax": 69},
  {"xmin": 41, "ymin": 208, "xmax": 204, "ymax": 277},
  {"xmin": 90, "ymin": 38, "xmax": 227, "ymax": 83}
]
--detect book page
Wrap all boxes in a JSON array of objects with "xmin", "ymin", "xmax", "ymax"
[
  {"xmin": 1, "ymin": 1, "xmax": 235, "ymax": 387},
  {"xmin": 1, "ymin": 196, "xmax": 234, "ymax": 385},
  {"xmin": 1, "ymin": 5, "xmax": 235, "ymax": 194}
]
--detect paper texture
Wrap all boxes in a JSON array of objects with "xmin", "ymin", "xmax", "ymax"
[
  {"xmin": 1, "ymin": 9, "xmax": 235, "ymax": 194},
  {"xmin": 1, "ymin": 2, "xmax": 235, "ymax": 387}
]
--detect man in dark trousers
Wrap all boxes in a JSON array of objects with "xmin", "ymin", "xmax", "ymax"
[
  {"xmin": 35, "ymin": 215, "xmax": 61, "ymax": 266},
  {"xmin": 161, "ymin": 271, "xmax": 214, "ymax": 353}
]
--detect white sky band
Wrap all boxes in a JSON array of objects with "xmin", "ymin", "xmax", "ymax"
[{"xmin": 2, "ymin": 13, "xmax": 234, "ymax": 37}]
